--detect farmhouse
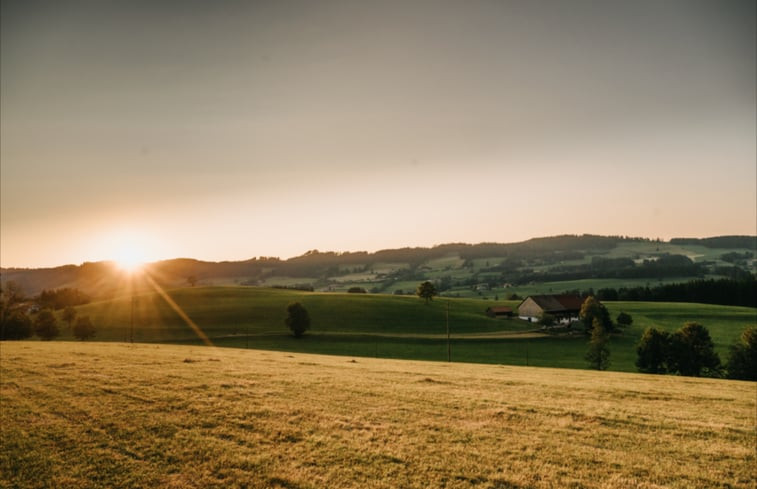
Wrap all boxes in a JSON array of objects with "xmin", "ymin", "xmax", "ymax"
[
  {"xmin": 485, "ymin": 306, "xmax": 514, "ymax": 318},
  {"xmin": 517, "ymin": 294, "xmax": 584, "ymax": 323}
]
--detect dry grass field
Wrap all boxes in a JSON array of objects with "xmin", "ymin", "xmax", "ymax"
[{"xmin": 1, "ymin": 342, "xmax": 754, "ymax": 489}]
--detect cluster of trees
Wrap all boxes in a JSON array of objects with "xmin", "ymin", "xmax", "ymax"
[
  {"xmin": 669, "ymin": 236, "xmax": 756, "ymax": 249},
  {"xmin": 636, "ymin": 324, "xmax": 755, "ymax": 380},
  {"xmin": 37, "ymin": 287, "xmax": 91, "ymax": 310},
  {"xmin": 1, "ymin": 282, "xmax": 95, "ymax": 341}
]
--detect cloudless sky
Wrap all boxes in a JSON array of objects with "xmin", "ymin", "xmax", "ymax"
[{"xmin": 1, "ymin": 0, "xmax": 755, "ymax": 268}]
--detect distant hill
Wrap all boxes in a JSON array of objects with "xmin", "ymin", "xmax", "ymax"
[{"xmin": 2, "ymin": 234, "xmax": 755, "ymax": 299}]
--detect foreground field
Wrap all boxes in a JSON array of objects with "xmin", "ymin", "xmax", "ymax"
[{"xmin": 1, "ymin": 342, "xmax": 754, "ymax": 488}]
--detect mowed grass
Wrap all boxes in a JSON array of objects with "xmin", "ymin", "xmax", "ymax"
[
  {"xmin": 70, "ymin": 287, "xmax": 528, "ymax": 342},
  {"xmin": 56, "ymin": 287, "xmax": 756, "ymax": 373},
  {"xmin": 1, "ymin": 342, "xmax": 754, "ymax": 489}
]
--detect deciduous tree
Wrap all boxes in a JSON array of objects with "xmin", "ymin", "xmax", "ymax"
[
  {"xmin": 62, "ymin": 306, "xmax": 77, "ymax": 329},
  {"xmin": 34, "ymin": 310, "xmax": 60, "ymax": 341},
  {"xmin": 636, "ymin": 327, "xmax": 670, "ymax": 374},
  {"xmin": 416, "ymin": 281, "xmax": 437, "ymax": 304},
  {"xmin": 73, "ymin": 316, "xmax": 96, "ymax": 341},
  {"xmin": 725, "ymin": 326, "xmax": 756, "ymax": 381},
  {"xmin": 668, "ymin": 322, "xmax": 720, "ymax": 377},
  {"xmin": 0, "ymin": 311, "xmax": 33, "ymax": 340},
  {"xmin": 285, "ymin": 302, "xmax": 310, "ymax": 338}
]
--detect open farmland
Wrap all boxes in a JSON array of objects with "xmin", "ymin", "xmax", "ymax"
[
  {"xmin": 61, "ymin": 287, "xmax": 756, "ymax": 372},
  {"xmin": 1, "ymin": 342, "xmax": 754, "ymax": 489}
]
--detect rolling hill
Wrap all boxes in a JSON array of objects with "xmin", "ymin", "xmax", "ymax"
[
  {"xmin": 2, "ymin": 235, "xmax": 755, "ymax": 301},
  {"xmin": 45, "ymin": 286, "xmax": 757, "ymax": 372}
]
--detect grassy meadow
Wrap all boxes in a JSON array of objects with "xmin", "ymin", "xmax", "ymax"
[
  {"xmin": 1, "ymin": 342, "xmax": 754, "ymax": 489},
  {"xmin": 57, "ymin": 287, "xmax": 756, "ymax": 372}
]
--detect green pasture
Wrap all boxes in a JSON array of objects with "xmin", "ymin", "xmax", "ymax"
[{"xmin": 58, "ymin": 286, "xmax": 755, "ymax": 373}]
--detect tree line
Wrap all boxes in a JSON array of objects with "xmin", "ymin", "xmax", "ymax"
[
  {"xmin": 590, "ymin": 277, "xmax": 756, "ymax": 308},
  {"xmin": 1, "ymin": 282, "xmax": 96, "ymax": 341}
]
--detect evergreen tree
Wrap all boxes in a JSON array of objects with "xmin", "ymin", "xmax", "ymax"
[{"xmin": 586, "ymin": 317, "xmax": 610, "ymax": 370}]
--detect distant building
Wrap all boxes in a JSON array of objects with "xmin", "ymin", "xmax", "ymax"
[
  {"xmin": 517, "ymin": 294, "xmax": 584, "ymax": 323},
  {"xmin": 485, "ymin": 306, "xmax": 514, "ymax": 318}
]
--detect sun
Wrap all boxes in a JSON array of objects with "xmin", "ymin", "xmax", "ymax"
[
  {"xmin": 114, "ymin": 246, "xmax": 147, "ymax": 272},
  {"xmin": 115, "ymin": 252, "xmax": 144, "ymax": 272},
  {"xmin": 111, "ymin": 237, "xmax": 151, "ymax": 273}
]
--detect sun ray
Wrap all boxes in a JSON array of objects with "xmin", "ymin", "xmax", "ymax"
[{"xmin": 143, "ymin": 272, "xmax": 213, "ymax": 347}]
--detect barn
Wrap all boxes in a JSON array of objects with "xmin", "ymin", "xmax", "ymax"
[
  {"xmin": 485, "ymin": 306, "xmax": 514, "ymax": 318},
  {"xmin": 517, "ymin": 294, "xmax": 584, "ymax": 323}
]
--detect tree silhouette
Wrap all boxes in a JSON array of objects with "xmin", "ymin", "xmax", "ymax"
[
  {"xmin": 62, "ymin": 306, "xmax": 77, "ymax": 329},
  {"xmin": 585, "ymin": 317, "xmax": 610, "ymax": 370},
  {"xmin": 73, "ymin": 316, "xmax": 96, "ymax": 341},
  {"xmin": 416, "ymin": 281, "xmax": 437, "ymax": 304},
  {"xmin": 285, "ymin": 302, "xmax": 310, "ymax": 338},
  {"xmin": 34, "ymin": 310, "xmax": 60, "ymax": 341},
  {"xmin": 636, "ymin": 327, "xmax": 670, "ymax": 374}
]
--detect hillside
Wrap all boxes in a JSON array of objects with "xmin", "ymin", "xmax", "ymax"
[
  {"xmin": 2, "ymin": 235, "xmax": 755, "ymax": 301},
  {"xmin": 46, "ymin": 287, "xmax": 757, "ymax": 372},
  {"xmin": 1, "ymin": 342, "xmax": 753, "ymax": 489}
]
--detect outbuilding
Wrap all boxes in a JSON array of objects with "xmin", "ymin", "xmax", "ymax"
[{"xmin": 485, "ymin": 306, "xmax": 514, "ymax": 318}]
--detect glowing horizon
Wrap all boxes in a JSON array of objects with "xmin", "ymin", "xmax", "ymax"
[{"xmin": 1, "ymin": 1, "xmax": 755, "ymax": 269}]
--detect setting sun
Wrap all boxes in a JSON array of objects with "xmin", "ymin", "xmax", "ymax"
[
  {"xmin": 101, "ymin": 230, "xmax": 160, "ymax": 273},
  {"xmin": 114, "ymin": 250, "xmax": 145, "ymax": 273}
]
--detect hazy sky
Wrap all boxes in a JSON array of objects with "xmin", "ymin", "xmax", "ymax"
[{"xmin": 2, "ymin": 0, "xmax": 755, "ymax": 267}]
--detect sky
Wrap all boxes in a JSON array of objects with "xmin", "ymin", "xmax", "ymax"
[{"xmin": 1, "ymin": 0, "xmax": 755, "ymax": 268}]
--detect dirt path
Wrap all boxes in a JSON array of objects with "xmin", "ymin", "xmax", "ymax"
[{"xmin": 215, "ymin": 329, "xmax": 551, "ymax": 340}]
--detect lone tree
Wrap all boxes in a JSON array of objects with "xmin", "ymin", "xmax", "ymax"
[
  {"xmin": 61, "ymin": 306, "xmax": 77, "ymax": 329},
  {"xmin": 416, "ymin": 281, "xmax": 437, "ymax": 304},
  {"xmin": 725, "ymin": 326, "xmax": 756, "ymax": 381},
  {"xmin": 585, "ymin": 317, "xmax": 610, "ymax": 370},
  {"xmin": 73, "ymin": 316, "xmax": 96, "ymax": 341},
  {"xmin": 34, "ymin": 309, "xmax": 60, "ymax": 341},
  {"xmin": 668, "ymin": 322, "xmax": 720, "ymax": 377},
  {"xmin": 285, "ymin": 302, "xmax": 311, "ymax": 338},
  {"xmin": 636, "ymin": 327, "xmax": 671, "ymax": 374}
]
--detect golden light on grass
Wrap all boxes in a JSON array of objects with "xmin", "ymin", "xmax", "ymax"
[{"xmin": 1, "ymin": 342, "xmax": 754, "ymax": 488}]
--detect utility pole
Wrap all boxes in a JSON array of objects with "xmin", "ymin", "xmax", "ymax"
[
  {"xmin": 446, "ymin": 300, "xmax": 451, "ymax": 362},
  {"xmin": 130, "ymin": 295, "xmax": 135, "ymax": 344},
  {"xmin": 526, "ymin": 339, "xmax": 529, "ymax": 367}
]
